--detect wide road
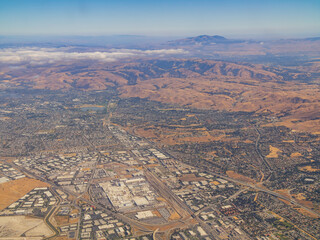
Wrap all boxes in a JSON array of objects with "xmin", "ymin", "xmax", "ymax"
[
  {"xmin": 253, "ymin": 125, "xmax": 272, "ymax": 172},
  {"xmin": 7, "ymin": 161, "xmax": 154, "ymax": 233},
  {"xmin": 202, "ymin": 168, "xmax": 320, "ymax": 218},
  {"xmin": 44, "ymin": 188, "xmax": 61, "ymax": 240},
  {"xmin": 9, "ymin": 161, "xmax": 210, "ymax": 236},
  {"xmin": 8, "ymin": 120, "xmax": 320, "ymax": 240},
  {"xmin": 157, "ymin": 145, "xmax": 320, "ymax": 218},
  {"xmin": 145, "ymin": 169, "xmax": 221, "ymax": 240}
]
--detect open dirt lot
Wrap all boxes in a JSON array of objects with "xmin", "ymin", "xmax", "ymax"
[
  {"xmin": 0, "ymin": 216, "xmax": 53, "ymax": 239},
  {"xmin": 0, "ymin": 177, "xmax": 49, "ymax": 210}
]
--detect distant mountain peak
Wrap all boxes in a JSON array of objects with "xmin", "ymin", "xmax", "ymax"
[
  {"xmin": 169, "ymin": 35, "xmax": 243, "ymax": 46},
  {"xmin": 190, "ymin": 35, "xmax": 227, "ymax": 40}
]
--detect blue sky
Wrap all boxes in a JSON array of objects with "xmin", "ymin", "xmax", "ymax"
[{"xmin": 0, "ymin": 0, "xmax": 319, "ymax": 38}]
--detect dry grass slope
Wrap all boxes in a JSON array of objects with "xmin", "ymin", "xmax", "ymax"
[
  {"xmin": 1, "ymin": 59, "xmax": 319, "ymax": 132},
  {"xmin": 0, "ymin": 177, "xmax": 49, "ymax": 210}
]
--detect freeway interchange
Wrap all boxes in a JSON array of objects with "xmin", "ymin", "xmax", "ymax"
[{"xmin": 2, "ymin": 121, "xmax": 319, "ymax": 240}]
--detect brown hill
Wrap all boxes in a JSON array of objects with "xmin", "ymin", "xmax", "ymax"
[
  {"xmin": 1, "ymin": 59, "xmax": 319, "ymax": 132},
  {"xmin": 0, "ymin": 59, "xmax": 282, "ymax": 90}
]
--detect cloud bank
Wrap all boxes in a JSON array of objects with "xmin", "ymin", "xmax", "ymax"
[{"xmin": 0, "ymin": 47, "xmax": 188, "ymax": 65}]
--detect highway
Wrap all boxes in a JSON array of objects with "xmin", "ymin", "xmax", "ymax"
[
  {"xmin": 202, "ymin": 168, "xmax": 320, "ymax": 218},
  {"xmin": 253, "ymin": 125, "xmax": 273, "ymax": 173},
  {"xmin": 7, "ymin": 161, "xmax": 154, "ymax": 234},
  {"xmin": 9, "ymin": 160, "xmax": 212, "ymax": 236},
  {"xmin": 44, "ymin": 188, "xmax": 61, "ymax": 240},
  {"xmin": 145, "ymin": 169, "xmax": 192, "ymax": 217},
  {"xmin": 227, "ymin": 187, "xmax": 250, "ymax": 201},
  {"xmin": 156, "ymin": 145, "xmax": 320, "ymax": 218},
  {"xmin": 6, "ymin": 119, "xmax": 320, "ymax": 240},
  {"xmin": 8, "ymin": 153, "xmax": 197, "ymax": 238},
  {"xmin": 83, "ymin": 151, "xmax": 101, "ymax": 195},
  {"xmin": 145, "ymin": 169, "xmax": 221, "ymax": 240}
]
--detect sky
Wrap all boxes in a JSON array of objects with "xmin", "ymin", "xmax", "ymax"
[{"xmin": 0, "ymin": 0, "xmax": 319, "ymax": 38}]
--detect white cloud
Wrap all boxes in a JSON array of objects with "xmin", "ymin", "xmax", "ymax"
[{"xmin": 0, "ymin": 47, "xmax": 187, "ymax": 65}]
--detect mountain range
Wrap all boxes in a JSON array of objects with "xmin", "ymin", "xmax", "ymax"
[{"xmin": 1, "ymin": 58, "xmax": 319, "ymax": 133}]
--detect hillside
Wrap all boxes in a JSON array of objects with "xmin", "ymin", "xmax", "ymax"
[
  {"xmin": 0, "ymin": 59, "xmax": 319, "ymax": 132},
  {"xmin": 0, "ymin": 59, "xmax": 292, "ymax": 90}
]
